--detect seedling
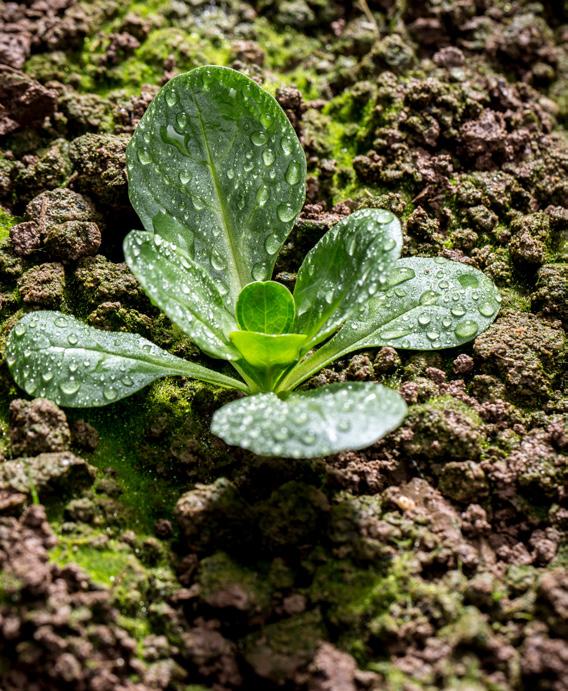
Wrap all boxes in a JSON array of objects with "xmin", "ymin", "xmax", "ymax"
[{"xmin": 6, "ymin": 66, "xmax": 501, "ymax": 458}]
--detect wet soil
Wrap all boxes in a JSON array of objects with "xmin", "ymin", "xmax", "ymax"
[{"xmin": 0, "ymin": 0, "xmax": 566, "ymax": 689}]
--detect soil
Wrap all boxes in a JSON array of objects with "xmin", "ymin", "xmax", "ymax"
[{"xmin": 0, "ymin": 0, "xmax": 567, "ymax": 689}]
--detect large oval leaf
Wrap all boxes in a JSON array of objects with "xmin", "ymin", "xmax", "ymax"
[
  {"xmin": 6, "ymin": 311, "xmax": 248, "ymax": 407},
  {"xmin": 236, "ymin": 280, "xmax": 295, "ymax": 334},
  {"xmin": 124, "ymin": 231, "xmax": 238, "ymax": 360},
  {"xmin": 127, "ymin": 65, "xmax": 306, "ymax": 308},
  {"xmin": 293, "ymin": 209, "xmax": 402, "ymax": 348},
  {"xmin": 211, "ymin": 381, "xmax": 407, "ymax": 458},
  {"xmin": 281, "ymin": 257, "xmax": 501, "ymax": 390}
]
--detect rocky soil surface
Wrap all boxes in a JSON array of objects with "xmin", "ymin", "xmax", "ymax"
[{"xmin": 0, "ymin": 0, "xmax": 566, "ymax": 689}]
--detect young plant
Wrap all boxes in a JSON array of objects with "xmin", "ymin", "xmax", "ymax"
[{"xmin": 5, "ymin": 66, "xmax": 501, "ymax": 459}]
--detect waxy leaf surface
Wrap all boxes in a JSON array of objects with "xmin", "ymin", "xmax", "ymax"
[
  {"xmin": 294, "ymin": 209, "xmax": 402, "ymax": 348},
  {"xmin": 124, "ymin": 231, "xmax": 238, "ymax": 360},
  {"xmin": 211, "ymin": 381, "xmax": 407, "ymax": 458},
  {"xmin": 6, "ymin": 311, "xmax": 247, "ymax": 407},
  {"xmin": 127, "ymin": 65, "xmax": 306, "ymax": 308},
  {"xmin": 236, "ymin": 281, "xmax": 295, "ymax": 334},
  {"xmin": 281, "ymin": 257, "xmax": 501, "ymax": 390},
  {"xmin": 230, "ymin": 331, "xmax": 306, "ymax": 369}
]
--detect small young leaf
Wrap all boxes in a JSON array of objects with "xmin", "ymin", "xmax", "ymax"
[
  {"xmin": 127, "ymin": 65, "xmax": 306, "ymax": 308},
  {"xmin": 230, "ymin": 330, "xmax": 307, "ymax": 369},
  {"xmin": 280, "ymin": 257, "xmax": 501, "ymax": 390},
  {"xmin": 294, "ymin": 209, "xmax": 402, "ymax": 348},
  {"xmin": 6, "ymin": 311, "xmax": 248, "ymax": 407},
  {"xmin": 211, "ymin": 381, "xmax": 407, "ymax": 458},
  {"xmin": 236, "ymin": 281, "xmax": 295, "ymax": 334},
  {"xmin": 124, "ymin": 231, "xmax": 239, "ymax": 360}
]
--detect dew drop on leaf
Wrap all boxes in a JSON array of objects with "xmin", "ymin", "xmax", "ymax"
[
  {"xmin": 264, "ymin": 233, "xmax": 280, "ymax": 255},
  {"xmin": 251, "ymin": 131, "xmax": 267, "ymax": 146},
  {"xmin": 165, "ymin": 89, "xmax": 178, "ymax": 107},
  {"xmin": 457, "ymin": 273, "xmax": 479, "ymax": 288},
  {"xmin": 426, "ymin": 331, "xmax": 439, "ymax": 341},
  {"xmin": 67, "ymin": 334, "xmax": 78, "ymax": 345},
  {"xmin": 42, "ymin": 371, "xmax": 53, "ymax": 383},
  {"xmin": 179, "ymin": 171, "xmax": 191, "ymax": 184},
  {"xmin": 227, "ymin": 168, "xmax": 235, "ymax": 179},
  {"xmin": 256, "ymin": 185, "xmax": 269, "ymax": 206},
  {"xmin": 103, "ymin": 386, "xmax": 118, "ymax": 402},
  {"xmin": 451, "ymin": 305, "xmax": 466, "ymax": 317},
  {"xmin": 252, "ymin": 263, "xmax": 266, "ymax": 281},
  {"xmin": 137, "ymin": 149, "xmax": 152, "ymax": 165},
  {"xmin": 375, "ymin": 209, "xmax": 394, "ymax": 224},
  {"xmin": 455, "ymin": 320, "xmax": 478, "ymax": 339},
  {"xmin": 14, "ymin": 323, "xmax": 26, "ymax": 338},
  {"xmin": 60, "ymin": 380, "xmax": 80, "ymax": 396},
  {"xmin": 175, "ymin": 112, "xmax": 188, "ymax": 130},
  {"xmin": 419, "ymin": 290, "xmax": 439, "ymax": 305},
  {"xmin": 418, "ymin": 314, "xmax": 431, "ymax": 326},
  {"xmin": 262, "ymin": 149, "xmax": 275, "ymax": 166},
  {"xmin": 285, "ymin": 161, "xmax": 301, "ymax": 185},
  {"xmin": 280, "ymin": 137, "xmax": 292, "ymax": 155},
  {"xmin": 277, "ymin": 204, "xmax": 296, "ymax": 223},
  {"xmin": 388, "ymin": 266, "xmax": 415, "ymax": 287},
  {"xmin": 478, "ymin": 302, "xmax": 497, "ymax": 317}
]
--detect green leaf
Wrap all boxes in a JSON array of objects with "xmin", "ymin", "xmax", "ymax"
[
  {"xmin": 293, "ymin": 209, "xmax": 402, "ymax": 348},
  {"xmin": 6, "ymin": 311, "xmax": 248, "ymax": 407},
  {"xmin": 230, "ymin": 330, "xmax": 307, "ymax": 369},
  {"xmin": 211, "ymin": 381, "xmax": 407, "ymax": 458},
  {"xmin": 124, "ymin": 231, "xmax": 239, "ymax": 360},
  {"xmin": 127, "ymin": 65, "xmax": 306, "ymax": 309},
  {"xmin": 280, "ymin": 257, "xmax": 501, "ymax": 390},
  {"xmin": 236, "ymin": 281, "xmax": 295, "ymax": 334}
]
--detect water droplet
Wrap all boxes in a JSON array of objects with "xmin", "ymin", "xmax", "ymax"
[
  {"xmin": 55, "ymin": 316, "xmax": 67, "ymax": 328},
  {"xmin": 388, "ymin": 266, "xmax": 415, "ymax": 287},
  {"xmin": 60, "ymin": 380, "xmax": 80, "ymax": 396},
  {"xmin": 457, "ymin": 273, "xmax": 479, "ymax": 288},
  {"xmin": 261, "ymin": 113, "xmax": 273, "ymax": 129},
  {"xmin": 165, "ymin": 89, "xmax": 178, "ymax": 107},
  {"xmin": 256, "ymin": 185, "xmax": 269, "ymax": 207},
  {"xmin": 14, "ymin": 323, "xmax": 26, "ymax": 338},
  {"xmin": 262, "ymin": 149, "xmax": 275, "ymax": 166},
  {"xmin": 450, "ymin": 306, "xmax": 466, "ymax": 317},
  {"xmin": 176, "ymin": 116, "xmax": 191, "ymax": 137},
  {"xmin": 252, "ymin": 263, "xmax": 265, "ymax": 281},
  {"xmin": 227, "ymin": 168, "xmax": 235, "ymax": 180},
  {"xmin": 478, "ymin": 302, "xmax": 497, "ymax": 317},
  {"xmin": 281, "ymin": 138, "xmax": 292, "ymax": 155},
  {"xmin": 375, "ymin": 209, "xmax": 394, "ymax": 224},
  {"xmin": 211, "ymin": 252, "xmax": 226, "ymax": 271},
  {"xmin": 418, "ymin": 314, "xmax": 431, "ymax": 326},
  {"xmin": 160, "ymin": 124, "xmax": 189, "ymax": 156},
  {"xmin": 380, "ymin": 327, "xmax": 411, "ymax": 340},
  {"xmin": 455, "ymin": 320, "xmax": 478, "ymax": 339},
  {"xmin": 264, "ymin": 234, "xmax": 280, "ymax": 255},
  {"xmin": 285, "ymin": 161, "xmax": 301, "ymax": 185},
  {"xmin": 179, "ymin": 171, "xmax": 191, "ymax": 184},
  {"xmin": 338, "ymin": 419, "xmax": 351, "ymax": 432},
  {"xmin": 426, "ymin": 331, "xmax": 439, "ymax": 341},
  {"xmin": 103, "ymin": 385, "xmax": 118, "ymax": 402},
  {"xmin": 191, "ymin": 195, "xmax": 205, "ymax": 210},
  {"xmin": 419, "ymin": 290, "xmax": 439, "ymax": 306},
  {"xmin": 251, "ymin": 131, "xmax": 267, "ymax": 146},
  {"xmin": 383, "ymin": 237, "xmax": 396, "ymax": 251},
  {"xmin": 41, "ymin": 371, "xmax": 53, "ymax": 383},
  {"xmin": 67, "ymin": 334, "xmax": 78, "ymax": 345},
  {"xmin": 121, "ymin": 376, "xmax": 134, "ymax": 387},
  {"xmin": 137, "ymin": 149, "xmax": 152, "ymax": 165},
  {"xmin": 277, "ymin": 204, "xmax": 296, "ymax": 223}
]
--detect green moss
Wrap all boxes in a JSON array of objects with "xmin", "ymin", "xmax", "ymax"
[
  {"xmin": 51, "ymin": 537, "xmax": 141, "ymax": 587},
  {"xmin": 0, "ymin": 208, "xmax": 17, "ymax": 243},
  {"xmin": 412, "ymin": 394, "xmax": 483, "ymax": 427},
  {"xmin": 68, "ymin": 382, "xmax": 192, "ymax": 533}
]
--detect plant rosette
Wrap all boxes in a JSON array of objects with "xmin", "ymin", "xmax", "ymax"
[{"xmin": 6, "ymin": 66, "xmax": 501, "ymax": 458}]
